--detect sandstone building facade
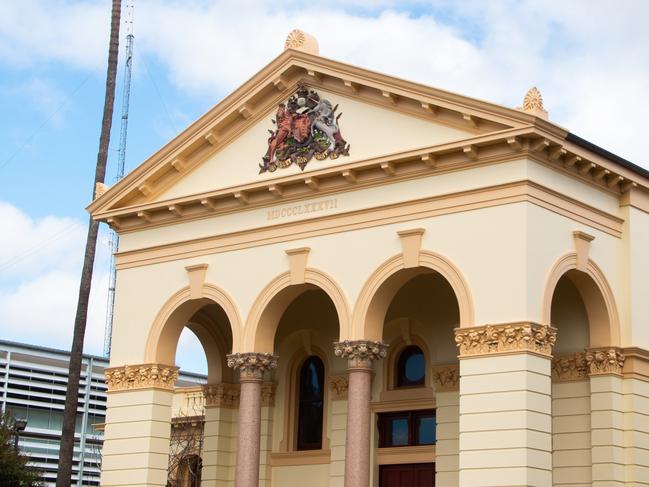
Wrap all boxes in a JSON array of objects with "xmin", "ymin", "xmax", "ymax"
[{"xmin": 90, "ymin": 31, "xmax": 649, "ymax": 487}]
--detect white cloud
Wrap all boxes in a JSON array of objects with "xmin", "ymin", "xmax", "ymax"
[
  {"xmin": 0, "ymin": 201, "xmax": 110, "ymax": 356},
  {"xmin": 0, "ymin": 0, "xmax": 109, "ymax": 71},
  {"xmin": 0, "ymin": 1, "xmax": 645, "ymax": 165}
]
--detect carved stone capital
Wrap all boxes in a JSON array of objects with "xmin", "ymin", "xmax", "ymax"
[
  {"xmin": 454, "ymin": 323, "xmax": 556, "ymax": 357},
  {"xmin": 261, "ymin": 381, "xmax": 276, "ymax": 407},
  {"xmin": 203, "ymin": 383, "xmax": 241, "ymax": 408},
  {"xmin": 104, "ymin": 363, "xmax": 179, "ymax": 392},
  {"xmin": 552, "ymin": 353, "xmax": 589, "ymax": 382},
  {"xmin": 586, "ymin": 347, "xmax": 626, "ymax": 376},
  {"xmin": 226, "ymin": 352, "xmax": 278, "ymax": 381},
  {"xmin": 333, "ymin": 340, "xmax": 388, "ymax": 369},
  {"xmin": 329, "ymin": 375, "xmax": 349, "ymax": 400},
  {"xmin": 431, "ymin": 364, "xmax": 459, "ymax": 392}
]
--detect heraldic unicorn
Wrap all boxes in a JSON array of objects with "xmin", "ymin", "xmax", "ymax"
[{"xmin": 260, "ymin": 85, "xmax": 350, "ymax": 173}]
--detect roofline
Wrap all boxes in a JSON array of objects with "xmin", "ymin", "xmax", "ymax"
[
  {"xmin": 0, "ymin": 339, "xmax": 109, "ymax": 363},
  {"xmin": 0, "ymin": 339, "xmax": 208, "ymax": 380},
  {"xmin": 567, "ymin": 132, "xmax": 649, "ymax": 179}
]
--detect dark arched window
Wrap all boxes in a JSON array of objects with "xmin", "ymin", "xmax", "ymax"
[
  {"xmin": 396, "ymin": 345, "xmax": 425, "ymax": 387},
  {"xmin": 297, "ymin": 356, "xmax": 325, "ymax": 450}
]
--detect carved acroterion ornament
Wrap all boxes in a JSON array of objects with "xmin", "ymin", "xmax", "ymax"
[
  {"xmin": 518, "ymin": 86, "xmax": 549, "ymax": 120},
  {"xmin": 260, "ymin": 85, "xmax": 350, "ymax": 174},
  {"xmin": 284, "ymin": 29, "xmax": 319, "ymax": 55}
]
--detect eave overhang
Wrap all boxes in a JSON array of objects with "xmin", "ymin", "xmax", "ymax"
[{"xmin": 91, "ymin": 124, "xmax": 646, "ymax": 233}]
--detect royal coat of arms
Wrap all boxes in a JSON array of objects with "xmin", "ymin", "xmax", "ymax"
[{"xmin": 260, "ymin": 86, "xmax": 350, "ymax": 173}]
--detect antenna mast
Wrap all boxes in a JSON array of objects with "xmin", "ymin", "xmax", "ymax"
[{"xmin": 104, "ymin": 0, "xmax": 134, "ymax": 357}]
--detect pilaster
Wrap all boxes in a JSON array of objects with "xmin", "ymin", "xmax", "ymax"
[
  {"xmin": 455, "ymin": 323, "xmax": 556, "ymax": 487},
  {"xmin": 432, "ymin": 364, "xmax": 459, "ymax": 487},
  {"xmin": 202, "ymin": 383, "xmax": 240, "ymax": 487},
  {"xmin": 587, "ymin": 348, "xmax": 626, "ymax": 486},
  {"xmin": 328, "ymin": 375, "xmax": 348, "ymax": 487},
  {"xmin": 551, "ymin": 353, "xmax": 592, "ymax": 487},
  {"xmin": 101, "ymin": 363, "xmax": 179, "ymax": 487}
]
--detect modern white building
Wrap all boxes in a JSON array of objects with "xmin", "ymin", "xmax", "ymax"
[{"xmin": 0, "ymin": 339, "xmax": 206, "ymax": 486}]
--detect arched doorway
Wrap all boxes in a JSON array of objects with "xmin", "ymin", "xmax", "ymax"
[
  {"xmin": 248, "ymin": 279, "xmax": 343, "ymax": 487},
  {"xmin": 365, "ymin": 268, "xmax": 461, "ymax": 487}
]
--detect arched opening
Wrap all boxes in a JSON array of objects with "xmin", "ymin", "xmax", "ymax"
[
  {"xmin": 148, "ymin": 294, "xmax": 236, "ymax": 487},
  {"xmin": 370, "ymin": 269, "xmax": 461, "ymax": 487},
  {"xmin": 550, "ymin": 268, "xmax": 615, "ymax": 352},
  {"xmin": 548, "ymin": 266, "xmax": 618, "ymax": 487},
  {"xmin": 267, "ymin": 285, "xmax": 341, "ymax": 455}
]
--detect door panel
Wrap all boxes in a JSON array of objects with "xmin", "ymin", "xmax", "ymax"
[{"xmin": 379, "ymin": 463, "xmax": 435, "ymax": 487}]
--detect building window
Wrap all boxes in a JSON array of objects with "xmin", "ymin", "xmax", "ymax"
[
  {"xmin": 296, "ymin": 356, "xmax": 325, "ymax": 450},
  {"xmin": 377, "ymin": 410, "xmax": 436, "ymax": 448},
  {"xmin": 395, "ymin": 345, "xmax": 425, "ymax": 387}
]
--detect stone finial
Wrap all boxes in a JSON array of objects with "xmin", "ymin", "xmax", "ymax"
[
  {"xmin": 94, "ymin": 182, "xmax": 109, "ymax": 199},
  {"xmin": 227, "ymin": 352, "xmax": 278, "ymax": 381},
  {"xmin": 518, "ymin": 86, "xmax": 548, "ymax": 120},
  {"xmin": 284, "ymin": 29, "xmax": 319, "ymax": 55},
  {"xmin": 334, "ymin": 340, "xmax": 388, "ymax": 369}
]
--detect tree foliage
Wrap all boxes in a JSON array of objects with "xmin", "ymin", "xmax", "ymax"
[{"xmin": 0, "ymin": 414, "xmax": 43, "ymax": 487}]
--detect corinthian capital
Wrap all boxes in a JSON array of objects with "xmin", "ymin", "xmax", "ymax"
[
  {"xmin": 333, "ymin": 340, "xmax": 388, "ymax": 369},
  {"xmin": 104, "ymin": 363, "xmax": 179, "ymax": 392},
  {"xmin": 227, "ymin": 352, "xmax": 278, "ymax": 381},
  {"xmin": 454, "ymin": 322, "xmax": 556, "ymax": 357},
  {"xmin": 585, "ymin": 347, "xmax": 625, "ymax": 376}
]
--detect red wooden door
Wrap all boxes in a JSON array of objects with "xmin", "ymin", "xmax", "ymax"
[{"xmin": 379, "ymin": 463, "xmax": 435, "ymax": 487}]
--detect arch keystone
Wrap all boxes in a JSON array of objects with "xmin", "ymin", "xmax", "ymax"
[
  {"xmin": 185, "ymin": 263, "xmax": 208, "ymax": 299},
  {"xmin": 285, "ymin": 247, "xmax": 311, "ymax": 284},
  {"xmin": 397, "ymin": 228, "xmax": 425, "ymax": 268},
  {"xmin": 573, "ymin": 230, "xmax": 595, "ymax": 271}
]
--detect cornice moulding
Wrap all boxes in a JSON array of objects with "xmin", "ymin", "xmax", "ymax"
[
  {"xmin": 87, "ymin": 48, "xmax": 649, "ymax": 221},
  {"xmin": 91, "ymin": 124, "xmax": 641, "ymax": 235}
]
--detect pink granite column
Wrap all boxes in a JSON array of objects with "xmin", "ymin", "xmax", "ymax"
[
  {"xmin": 227, "ymin": 352, "xmax": 278, "ymax": 487},
  {"xmin": 334, "ymin": 340, "xmax": 388, "ymax": 487}
]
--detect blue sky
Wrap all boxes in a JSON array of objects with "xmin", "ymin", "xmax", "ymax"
[{"xmin": 1, "ymin": 0, "xmax": 647, "ymax": 375}]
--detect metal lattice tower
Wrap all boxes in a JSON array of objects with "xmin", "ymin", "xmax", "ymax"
[{"xmin": 104, "ymin": 0, "xmax": 135, "ymax": 357}]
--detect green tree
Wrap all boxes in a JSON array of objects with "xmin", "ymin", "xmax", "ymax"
[{"xmin": 0, "ymin": 414, "xmax": 43, "ymax": 487}]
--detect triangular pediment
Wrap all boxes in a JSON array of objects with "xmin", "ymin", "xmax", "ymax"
[
  {"xmin": 90, "ymin": 48, "xmax": 591, "ymax": 230},
  {"xmin": 152, "ymin": 88, "xmax": 485, "ymax": 202}
]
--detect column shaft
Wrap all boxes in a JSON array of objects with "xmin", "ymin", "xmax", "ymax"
[
  {"xmin": 235, "ymin": 379, "xmax": 262, "ymax": 487},
  {"xmin": 333, "ymin": 340, "xmax": 388, "ymax": 487},
  {"xmin": 227, "ymin": 352, "xmax": 278, "ymax": 487},
  {"xmin": 343, "ymin": 368, "xmax": 372, "ymax": 487}
]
